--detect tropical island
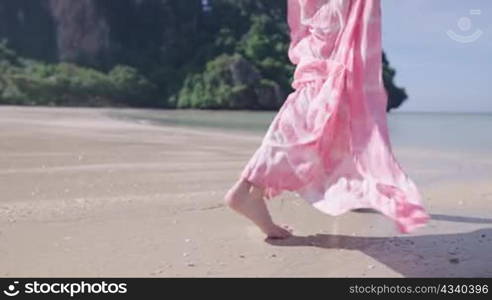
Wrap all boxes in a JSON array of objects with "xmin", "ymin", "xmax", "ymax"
[{"xmin": 0, "ymin": 0, "xmax": 407, "ymax": 111}]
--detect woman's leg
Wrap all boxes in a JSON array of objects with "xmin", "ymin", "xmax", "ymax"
[{"xmin": 224, "ymin": 178, "xmax": 292, "ymax": 239}]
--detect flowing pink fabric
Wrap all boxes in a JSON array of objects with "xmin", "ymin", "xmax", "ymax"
[{"xmin": 240, "ymin": 0, "xmax": 430, "ymax": 233}]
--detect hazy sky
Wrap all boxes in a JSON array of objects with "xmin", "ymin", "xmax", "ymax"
[{"xmin": 381, "ymin": 0, "xmax": 491, "ymax": 112}]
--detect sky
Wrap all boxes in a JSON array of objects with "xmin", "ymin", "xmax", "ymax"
[{"xmin": 381, "ymin": 0, "xmax": 492, "ymax": 112}]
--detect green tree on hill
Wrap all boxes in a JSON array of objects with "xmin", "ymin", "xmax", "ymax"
[{"xmin": 0, "ymin": 0, "xmax": 407, "ymax": 111}]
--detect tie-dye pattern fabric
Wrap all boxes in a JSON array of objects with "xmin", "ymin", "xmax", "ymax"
[{"xmin": 240, "ymin": 0, "xmax": 429, "ymax": 233}]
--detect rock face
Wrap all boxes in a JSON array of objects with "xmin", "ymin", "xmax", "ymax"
[
  {"xmin": 229, "ymin": 56, "xmax": 285, "ymax": 109},
  {"xmin": 0, "ymin": 0, "xmax": 111, "ymax": 65},
  {"xmin": 229, "ymin": 56, "xmax": 261, "ymax": 86},
  {"xmin": 256, "ymin": 81, "xmax": 284, "ymax": 110},
  {"xmin": 0, "ymin": 0, "xmax": 57, "ymax": 61},
  {"xmin": 177, "ymin": 54, "xmax": 286, "ymax": 110},
  {"xmin": 49, "ymin": 0, "xmax": 110, "ymax": 66}
]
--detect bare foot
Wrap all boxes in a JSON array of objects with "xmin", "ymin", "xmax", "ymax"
[
  {"xmin": 263, "ymin": 224, "xmax": 293, "ymax": 240},
  {"xmin": 224, "ymin": 179, "xmax": 293, "ymax": 239}
]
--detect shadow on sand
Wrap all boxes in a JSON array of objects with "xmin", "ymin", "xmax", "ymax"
[{"xmin": 267, "ymin": 212, "xmax": 492, "ymax": 277}]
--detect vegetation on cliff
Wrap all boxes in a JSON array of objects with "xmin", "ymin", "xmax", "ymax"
[{"xmin": 0, "ymin": 0, "xmax": 407, "ymax": 111}]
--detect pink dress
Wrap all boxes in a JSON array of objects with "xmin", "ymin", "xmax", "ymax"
[{"xmin": 240, "ymin": 0, "xmax": 429, "ymax": 233}]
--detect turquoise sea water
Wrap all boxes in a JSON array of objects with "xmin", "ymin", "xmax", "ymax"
[{"xmin": 110, "ymin": 109, "xmax": 492, "ymax": 155}]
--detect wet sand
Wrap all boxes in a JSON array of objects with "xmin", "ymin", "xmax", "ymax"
[{"xmin": 0, "ymin": 106, "xmax": 491, "ymax": 277}]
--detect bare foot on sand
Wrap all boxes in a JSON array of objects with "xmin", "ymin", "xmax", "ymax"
[{"xmin": 225, "ymin": 178, "xmax": 293, "ymax": 239}]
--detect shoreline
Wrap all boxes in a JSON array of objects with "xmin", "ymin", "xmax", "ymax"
[{"xmin": 0, "ymin": 106, "xmax": 491, "ymax": 277}]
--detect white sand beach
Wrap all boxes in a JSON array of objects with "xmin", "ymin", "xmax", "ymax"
[{"xmin": 0, "ymin": 106, "xmax": 491, "ymax": 277}]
